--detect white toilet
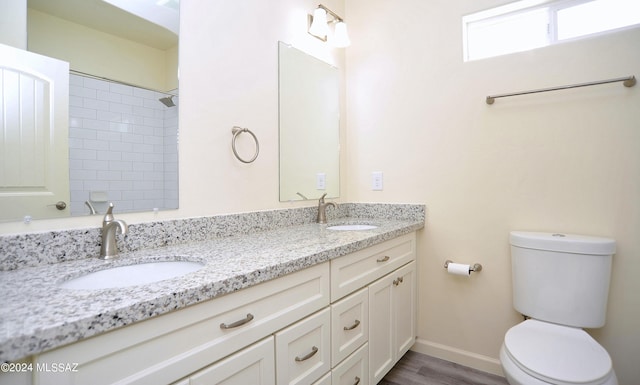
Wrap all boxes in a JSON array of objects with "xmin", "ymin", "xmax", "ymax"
[{"xmin": 500, "ymin": 231, "xmax": 618, "ymax": 385}]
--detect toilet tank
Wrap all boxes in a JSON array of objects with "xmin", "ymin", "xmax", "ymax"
[{"xmin": 510, "ymin": 231, "xmax": 616, "ymax": 328}]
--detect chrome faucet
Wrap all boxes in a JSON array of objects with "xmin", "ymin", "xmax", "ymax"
[
  {"xmin": 316, "ymin": 193, "xmax": 336, "ymax": 224},
  {"xmin": 100, "ymin": 203, "xmax": 128, "ymax": 259},
  {"xmin": 84, "ymin": 200, "xmax": 97, "ymax": 215}
]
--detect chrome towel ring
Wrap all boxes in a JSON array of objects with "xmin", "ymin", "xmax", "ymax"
[{"xmin": 231, "ymin": 126, "xmax": 259, "ymax": 163}]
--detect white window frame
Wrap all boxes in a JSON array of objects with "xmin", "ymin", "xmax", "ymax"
[{"xmin": 463, "ymin": 0, "xmax": 640, "ymax": 61}]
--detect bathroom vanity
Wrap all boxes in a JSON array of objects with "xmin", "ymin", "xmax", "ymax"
[{"xmin": 0, "ymin": 204, "xmax": 424, "ymax": 385}]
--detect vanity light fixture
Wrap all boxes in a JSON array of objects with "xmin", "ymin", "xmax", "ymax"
[{"xmin": 308, "ymin": 4, "xmax": 351, "ymax": 48}]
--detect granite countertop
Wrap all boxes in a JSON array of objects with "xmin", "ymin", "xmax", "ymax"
[{"xmin": 0, "ymin": 217, "xmax": 423, "ymax": 362}]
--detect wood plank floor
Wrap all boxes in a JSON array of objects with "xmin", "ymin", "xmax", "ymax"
[{"xmin": 380, "ymin": 351, "xmax": 510, "ymax": 385}]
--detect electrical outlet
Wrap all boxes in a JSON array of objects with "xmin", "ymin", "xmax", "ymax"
[
  {"xmin": 372, "ymin": 172, "xmax": 383, "ymax": 190},
  {"xmin": 316, "ymin": 173, "xmax": 326, "ymax": 190}
]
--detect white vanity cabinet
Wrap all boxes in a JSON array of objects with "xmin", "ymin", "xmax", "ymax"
[
  {"xmin": 329, "ymin": 232, "xmax": 417, "ymax": 385},
  {"xmin": 33, "ymin": 262, "xmax": 330, "ymax": 385},
  {"xmin": 22, "ymin": 231, "xmax": 417, "ymax": 385}
]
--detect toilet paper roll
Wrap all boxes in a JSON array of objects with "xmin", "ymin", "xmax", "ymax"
[{"xmin": 447, "ymin": 262, "xmax": 471, "ymax": 276}]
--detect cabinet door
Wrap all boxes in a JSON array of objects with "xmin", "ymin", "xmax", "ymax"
[
  {"xmin": 368, "ymin": 261, "xmax": 417, "ymax": 384},
  {"xmin": 189, "ymin": 337, "xmax": 275, "ymax": 385},
  {"xmin": 368, "ymin": 273, "xmax": 395, "ymax": 383},
  {"xmin": 276, "ymin": 308, "xmax": 331, "ymax": 385},
  {"xmin": 393, "ymin": 262, "xmax": 416, "ymax": 359}
]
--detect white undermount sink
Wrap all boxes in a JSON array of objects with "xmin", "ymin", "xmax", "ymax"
[
  {"xmin": 327, "ymin": 224, "xmax": 378, "ymax": 231},
  {"xmin": 60, "ymin": 260, "xmax": 204, "ymax": 290}
]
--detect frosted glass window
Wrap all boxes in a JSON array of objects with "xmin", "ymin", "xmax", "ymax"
[
  {"xmin": 557, "ymin": 0, "xmax": 640, "ymax": 40},
  {"xmin": 463, "ymin": 0, "xmax": 640, "ymax": 61},
  {"xmin": 467, "ymin": 8, "xmax": 550, "ymax": 60}
]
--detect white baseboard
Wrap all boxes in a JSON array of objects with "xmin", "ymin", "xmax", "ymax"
[{"xmin": 411, "ymin": 338, "xmax": 505, "ymax": 377}]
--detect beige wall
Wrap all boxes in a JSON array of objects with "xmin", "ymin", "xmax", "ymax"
[
  {"xmin": 0, "ymin": 0, "xmax": 27, "ymax": 49},
  {"xmin": 0, "ymin": 0, "xmax": 346, "ymax": 234},
  {"xmin": 27, "ymin": 8, "xmax": 176, "ymax": 92},
  {"xmin": 345, "ymin": 0, "xmax": 640, "ymax": 383},
  {"xmin": 173, "ymin": 0, "xmax": 346, "ymax": 217}
]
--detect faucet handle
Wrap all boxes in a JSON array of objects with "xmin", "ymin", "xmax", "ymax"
[
  {"xmin": 103, "ymin": 202, "xmax": 115, "ymax": 223},
  {"xmin": 318, "ymin": 193, "xmax": 328, "ymax": 204}
]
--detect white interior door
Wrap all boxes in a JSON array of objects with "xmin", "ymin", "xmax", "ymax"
[{"xmin": 0, "ymin": 43, "xmax": 70, "ymax": 221}]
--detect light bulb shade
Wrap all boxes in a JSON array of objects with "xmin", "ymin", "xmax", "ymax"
[
  {"xmin": 309, "ymin": 8, "xmax": 329, "ymax": 38},
  {"xmin": 332, "ymin": 21, "xmax": 351, "ymax": 47}
]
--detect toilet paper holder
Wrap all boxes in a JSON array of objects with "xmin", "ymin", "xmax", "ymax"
[{"xmin": 444, "ymin": 260, "xmax": 483, "ymax": 273}]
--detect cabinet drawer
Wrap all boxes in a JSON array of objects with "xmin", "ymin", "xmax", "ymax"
[
  {"xmin": 331, "ymin": 343, "xmax": 368, "ymax": 385},
  {"xmin": 331, "ymin": 288, "xmax": 368, "ymax": 367},
  {"xmin": 276, "ymin": 308, "xmax": 331, "ymax": 385},
  {"xmin": 189, "ymin": 336, "xmax": 275, "ymax": 385},
  {"xmin": 312, "ymin": 372, "xmax": 331, "ymax": 385},
  {"xmin": 35, "ymin": 262, "xmax": 329, "ymax": 385},
  {"xmin": 331, "ymin": 233, "xmax": 415, "ymax": 301}
]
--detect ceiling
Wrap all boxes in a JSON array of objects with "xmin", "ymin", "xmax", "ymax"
[{"xmin": 28, "ymin": 0, "xmax": 178, "ymax": 50}]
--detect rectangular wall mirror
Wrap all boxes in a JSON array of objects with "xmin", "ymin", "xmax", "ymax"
[
  {"xmin": 0, "ymin": 0, "xmax": 179, "ymax": 222},
  {"xmin": 278, "ymin": 42, "xmax": 340, "ymax": 202}
]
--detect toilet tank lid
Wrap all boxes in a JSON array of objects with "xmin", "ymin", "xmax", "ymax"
[{"xmin": 510, "ymin": 232, "xmax": 616, "ymax": 255}]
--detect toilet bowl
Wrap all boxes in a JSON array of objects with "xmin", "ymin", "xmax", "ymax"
[
  {"xmin": 502, "ymin": 232, "xmax": 618, "ymax": 385},
  {"xmin": 500, "ymin": 320, "xmax": 617, "ymax": 385}
]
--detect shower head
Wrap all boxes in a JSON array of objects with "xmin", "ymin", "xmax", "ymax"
[{"xmin": 159, "ymin": 95, "xmax": 176, "ymax": 107}]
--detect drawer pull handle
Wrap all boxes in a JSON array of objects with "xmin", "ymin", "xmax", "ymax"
[
  {"xmin": 376, "ymin": 256, "xmax": 390, "ymax": 263},
  {"xmin": 220, "ymin": 313, "xmax": 254, "ymax": 329},
  {"xmin": 343, "ymin": 319, "xmax": 361, "ymax": 331},
  {"xmin": 295, "ymin": 346, "xmax": 318, "ymax": 362},
  {"xmin": 353, "ymin": 376, "xmax": 361, "ymax": 385}
]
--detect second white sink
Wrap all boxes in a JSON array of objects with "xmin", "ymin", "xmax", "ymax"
[{"xmin": 60, "ymin": 261, "xmax": 204, "ymax": 290}]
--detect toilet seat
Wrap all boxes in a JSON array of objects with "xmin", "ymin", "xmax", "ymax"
[{"xmin": 504, "ymin": 320, "xmax": 613, "ymax": 385}]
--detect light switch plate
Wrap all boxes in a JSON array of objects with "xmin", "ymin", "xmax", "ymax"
[
  {"xmin": 316, "ymin": 173, "xmax": 326, "ymax": 190},
  {"xmin": 372, "ymin": 172, "xmax": 383, "ymax": 190}
]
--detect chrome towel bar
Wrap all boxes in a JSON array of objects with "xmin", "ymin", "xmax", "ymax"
[{"xmin": 486, "ymin": 75, "xmax": 636, "ymax": 105}]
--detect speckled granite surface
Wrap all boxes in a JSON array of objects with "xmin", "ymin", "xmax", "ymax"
[{"xmin": 0, "ymin": 203, "xmax": 424, "ymax": 362}]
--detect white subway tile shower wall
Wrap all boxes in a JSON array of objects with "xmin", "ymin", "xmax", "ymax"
[{"xmin": 68, "ymin": 74, "xmax": 178, "ymax": 215}]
